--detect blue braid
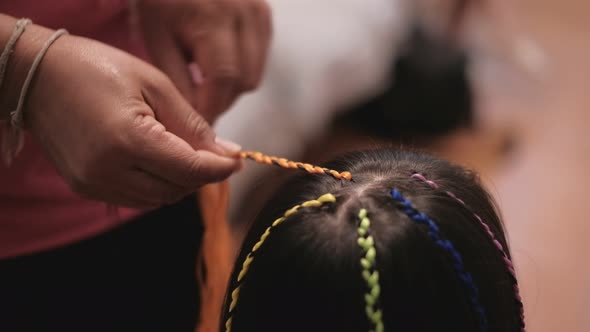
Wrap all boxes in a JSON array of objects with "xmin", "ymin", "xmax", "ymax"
[{"xmin": 390, "ymin": 189, "xmax": 489, "ymax": 332}]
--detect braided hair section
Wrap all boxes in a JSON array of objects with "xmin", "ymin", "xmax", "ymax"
[
  {"xmin": 390, "ymin": 189, "xmax": 489, "ymax": 332},
  {"xmin": 224, "ymin": 193, "xmax": 337, "ymax": 332},
  {"xmin": 239, "ymin": 151, "xmax": 353, "ymax": 181},
  {"xmin": 357, "ymin": 208, "xmax": 384, "ymax": 332},
  {"xmin": 410, "ymin": 173, "xmax": 525, "ymax": 331}
]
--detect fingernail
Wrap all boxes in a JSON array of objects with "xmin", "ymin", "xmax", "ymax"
[
  {"xmin": 188, "ymin": 62, "xmax": 203, "ymax": 85},
  {"xmin": 215, "ymin": 137, "xmax": 242, "ymax": 156}
]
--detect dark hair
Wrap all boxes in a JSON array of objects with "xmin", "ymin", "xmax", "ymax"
[
  {"xmin": 334, "ymin": 26, "xmax": 472, "ymax": 141},
  {"xmin": 221, "ymin": 149, "xmax": 523, "ymax": 332}
]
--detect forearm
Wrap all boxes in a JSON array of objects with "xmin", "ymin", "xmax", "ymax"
[{"xmin": 0, "ymin": 13, "xmax": 53, "ymax": 119}]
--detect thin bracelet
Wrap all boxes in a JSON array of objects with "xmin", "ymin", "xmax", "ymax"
[
  {"xmin": 0, "ymin": 18, "xmax": 31, "ymax": 91},
  {"xmin": 1, "ymin": 28, "xmax": 68, "ymax": 166},
  {"xmin": 10, "ymin": 28, "xmax": 68, "ymax": 128}
]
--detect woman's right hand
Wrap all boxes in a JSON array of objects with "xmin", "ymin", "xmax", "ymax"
[{"xmin": 1, "ymin": 21, "xmax": 242, "ymax": 208}]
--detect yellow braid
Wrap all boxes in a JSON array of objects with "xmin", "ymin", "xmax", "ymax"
[{"xmin": 224, "ymin": 193, "xmax": 337, "ymax": 332}]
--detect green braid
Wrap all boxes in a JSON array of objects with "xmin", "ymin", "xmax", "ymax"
[{"xmin": 357, "ymin": 209, "xmax": 384, "ymax": 332}]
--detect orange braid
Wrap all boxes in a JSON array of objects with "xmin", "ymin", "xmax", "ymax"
[{"xmin": 238, "ymin": 151, "xmax": 353, "ymax": 181}]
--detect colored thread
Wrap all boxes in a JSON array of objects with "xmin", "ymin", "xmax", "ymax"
[
  {"xmin": 390, "ymin": 189, "xmax": 488, "ymax": 332},
  {"xmin": 239, "ymin": 151, "xmax": 353, "ymax": 181},
  {"xmin": 357, "ymin": 209, "xmax": 384, "ymax": 332},
  {"xmin": 411, "ymin": 173, "xmax": 525, "ymax": 331},
  {"xmin": 224, "ymin": 193, "xmax": 337, "ymax": 332}
]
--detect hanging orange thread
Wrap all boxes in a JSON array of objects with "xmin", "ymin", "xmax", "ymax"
[{"xmin": 238, "ymin": 151, "xmax": 353, "ymax": 181}]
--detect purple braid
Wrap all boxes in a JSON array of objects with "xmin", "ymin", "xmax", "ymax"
[{"xmin": 410, "ymin": 173, "xmax": 525, "ymax": 331}]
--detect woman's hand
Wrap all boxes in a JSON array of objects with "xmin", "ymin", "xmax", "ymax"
[
  {"xmin": 136, "ymin": 0, "xmax": 272, "ymax": 123},
  {"xmin": 20, "ymin": 28, "xmax": 241, "ymax": 208}
]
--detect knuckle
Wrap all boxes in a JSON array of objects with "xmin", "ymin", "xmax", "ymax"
[
  {"xmin": 184, "ymin": 111, "xmax": 213, "ymax": 142},
  {"xmin": 144, "ymin": 71, "xmax": 174, "ymax": 100},
  {"xmin": 187, "ymin": 153, "xmax": 204, "ymax": 182},
  {"xmin": 150, "ymin": 71, "xmax": 173, "ymax": 91},
  {"xmin": 128, "ymin": 113, "xmax": 167, "ymax": 151}
]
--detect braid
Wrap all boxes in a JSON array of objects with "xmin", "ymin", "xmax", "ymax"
[
  {"xmin": 411, "ymin": 173, "xmax": 525, "ymax": 331},
  {"xmin": 224, "ymin": 193, "xmax": 337, "ymax": 332},
  {"xmin": 357, "ymin": 209, "xmax": 384, "ymax": 332},
  {"xmin": 239, "ymin": 151, "xmax": 353, "ymax": 181},
  {"xmin": 390, "ymin": 189, "xmax": 489, "ymax": 332}
]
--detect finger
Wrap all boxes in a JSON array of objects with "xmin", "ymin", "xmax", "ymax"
[
  {"xmin": 234, "ymin": 14, "xmax": 258, "ymax": 92},
  {"xmin": 257, "ymin": 0, "xmax": 273, "ymax": 75},
  {"xmin": 192, "ymin": 18, "xmax": 240, "ymax": 123},
  {"xmin": 140, "ymin": 133, "xmax": 242, "ymax": 188},
  {"xmin": 142, "ymin": 74, "xmax": 229, "ymax": 156},
  {"xmin": 236, "ymin": 2, "xmax": 272, "ymax": 92},
  {"xmin": 113, "ymin": 168, "xmax": 191, "ymax": 206},
  {"xmin": 258, "ymin": 0, "xmax": 273, "ymax": 43},
  {"xmin": 145, "ymin": 31, "xmax": 198, "ymax": 109},
  {"xmin": 131, "ymin": 115, "xmax": 241, "ymax": 187}
]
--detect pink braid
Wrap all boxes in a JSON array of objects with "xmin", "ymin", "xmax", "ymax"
[{"xmin": 411, "ymin": 173, "xmax": 525, "ymax": 332}]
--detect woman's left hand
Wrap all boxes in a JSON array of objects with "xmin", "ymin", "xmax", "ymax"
[{"xmin": 135, "ymin": 0, "xmax": 272, "ymax": 124}]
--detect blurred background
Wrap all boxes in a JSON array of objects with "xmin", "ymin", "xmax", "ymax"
[{"xmin": 214, "ymin": 0, "xmax": 590, "ymax": 331}]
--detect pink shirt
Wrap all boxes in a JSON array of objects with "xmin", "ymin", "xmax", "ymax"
[{"xmin": 0, "ymin": 1, "xmax": 148, "ymax": 259}]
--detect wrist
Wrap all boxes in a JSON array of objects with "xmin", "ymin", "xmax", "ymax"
[{"xmin": 0, "ymin": 15, "xmax": 54, "ymax": 120}]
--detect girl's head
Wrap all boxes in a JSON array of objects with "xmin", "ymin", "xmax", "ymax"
[{"xmin": 223, "ymin": 149, "xmax": 524, "ymax": 332}]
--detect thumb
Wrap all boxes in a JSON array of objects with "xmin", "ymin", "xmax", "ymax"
[
  {"xmin": 134, "ymin": 115, "xmax": 241, "ymax": 188},
  {"xmin": 144, "ymin": 74, "xmax": 241, "ymax": 157}
]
